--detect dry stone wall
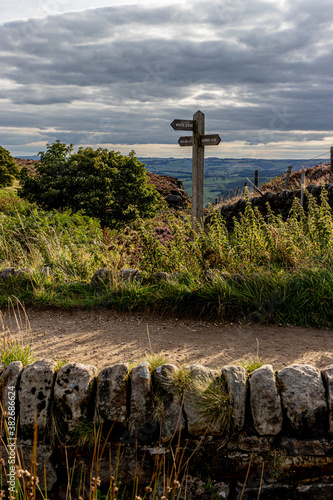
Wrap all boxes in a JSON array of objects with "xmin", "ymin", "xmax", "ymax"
[{"xmin": 0, "ymin": 360, "xmax": 333, "ymax": 499}]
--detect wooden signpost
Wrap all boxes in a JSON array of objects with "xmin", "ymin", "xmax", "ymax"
[{"xmin": 171, "ymin": 110, "xmax": 221, "ymax": 223}]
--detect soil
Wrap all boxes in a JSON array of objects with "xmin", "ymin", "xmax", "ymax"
[{"xmin": 2, "ymin": 307, "xmax": 333, "ymax": 371}]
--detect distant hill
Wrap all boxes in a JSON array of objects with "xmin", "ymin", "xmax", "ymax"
[
  {"xmin": 16, "ymin": 156, "xmax": 330, "ymax": 206},
  {"xmin": 16, "ymin": 155, "xmax": 40, "ymax": 161},
  {"xmin": 138, "ymin": 157, "xmax": 329, "ymax": 205}
]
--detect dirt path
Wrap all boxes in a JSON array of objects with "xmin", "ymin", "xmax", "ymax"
[{"xmin": 2, "ymin": 307, "xmax": 333, "ymax": 371}]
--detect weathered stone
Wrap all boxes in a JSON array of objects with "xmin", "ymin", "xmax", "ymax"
[
  {"xmin": 39, "ymin": 266, "xmax": 54, "ymax": 276},
  {"xmin": 13, "ymin": 267, "xmax": 32, "ymax": 277},
  {"xmin": 228, "ymin": 434, "xmax": 271, "ymax": 453},
  {"xmin": 296, "ymin": 484, "xmax": 333, "ymax": 499},
  {"xmin": 180, "ymin": 475, "xmax": 230, "ymax": 500},
  {"xmin": 0, "ymin": 444, "xmax": 57, "ymax": 491},
  {"xmin": 154, "ymin": 364, "xmax": 185, "ymax": 440},
  {"xmin": 322, "ymin": 365, "xmax": 333, "ymax": 432},
  {"xmin": 169, "ymin": 272, "xmax": 182, "ymax": 281},
  {"xmin": 18, "ymin": 360, "xmax": 56, "ymax": 436},
  {"xmin": 277, "ymin": 364, "xmax": 327, "ymax": 434},
  {"xmin": 95, "ymin": 363, "xmax": 129, "ymax": 426},
  {"xmin": 250, "ymin": 364, "xmax": 283, "ymax": 436},
  {"xmin": 165, "ymin": 194, "xmax": 182, "ymax": 207},
  {"xmin": 121, "ymin": 268, "xmax": 141, "ymax": 281},
  {"xmin": 183, "ymin": 364, "xmax": 221, "ymax": 436},
  {"xmin": 54, "ymin": 362, "xmax": 98, "ymax": 437},
  {"xmin": 200, "ymin": 269, "xmax": 221, "ymax": 282},
  {"xmin": 91, "ymin": 268, "xmax": 116, "ymax": 287},
  {"xmin": 280, "ymin": 437, "xmax": 326, "ymax": 456},
  {"xmin": 222, "ymin": 365, "xmax": 247, "ymax": 433},
  {"xmin": 0, "ymin": 267, "xmax": 15, "ymax": 280},
  {"xmin": 128, "ymin": 362, "xmax": 153, "ymax": 438},
  {"xmin": 235, "ymin": 484, "xmax": 293, "ymax": 499},
  {"xmin": 0, "ymin": 361, "xmax": 23, "ymax": 413},
  {"xmin": 150, "ymin": 272, "xmax": 169, "ymax": 283}
]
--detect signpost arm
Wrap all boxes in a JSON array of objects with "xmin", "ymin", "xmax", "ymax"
[{"xmin": 192, "ymin": 110, "xmax": 205, "ymax": 224}]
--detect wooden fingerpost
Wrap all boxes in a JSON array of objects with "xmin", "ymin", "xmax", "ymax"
[
  {"xmin": 192, "ymin": 110, "xmax": 205, "ymax": 224},
  {"xmin": 171, "ymin": 111, "xmax": 221, "ymax": 227},
  {"xmin": 330, "ymin": 147, "xmax": 333, "ymax": 183},
  {"xmin": 254, "ymin": 170, "xmax": 259, "ymax": 187}
]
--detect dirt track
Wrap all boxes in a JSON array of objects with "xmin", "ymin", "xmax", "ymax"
[{"xmin": 3, "ymin": 307, "xmax": 333, "ymax": 371}]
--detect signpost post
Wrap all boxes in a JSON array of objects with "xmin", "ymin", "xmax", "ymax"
[{"xmin": 171, "ymin": 110, "xmax": 221, "ymax": 224}]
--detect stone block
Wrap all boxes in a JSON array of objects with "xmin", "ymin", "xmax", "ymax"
[
  {"xmin": 0, "ymin": 361, "xmax": 23, "ymax": 413},
  {"xmin": 222, "ymin": 365, "xmax": 247, "ymax": 433},
  {"xmin": 128, "ymin": 362, "xmax": 153, "ymax": 438},
  {"xmin": 322, "ymin": 365, "xmax": 333, "ymax": 433},
  {"xmin": 54, "ymin": 362, "xmax": 98, "ymax": 439},
  {"xmin": 276, "ymin": 364, "xmax": 327, "ymax": 435},
  {"xmin": 183, "ymin": 364, "xmax": 222, "ymax": 436},
  {"xmin": 18, "ymin": 360, "xmax": 56, "ymax": 437},
  {"xmin": 250, "ymin": 364, "xmax": 282, "ymax": 436},
  {"xmin": 154, "ymin": 364, "xmax": 185, "ymax": 440},
  {"xmin": 95, "ymin": 363, "xmax": 129, "ymax": 427}
]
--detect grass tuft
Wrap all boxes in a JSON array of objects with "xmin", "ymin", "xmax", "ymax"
[{"xmin": 192, "ymin": 373, "xmax": 232, "ymax": 434}]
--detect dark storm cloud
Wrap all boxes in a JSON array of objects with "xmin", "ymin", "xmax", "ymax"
[{"xmin": 0, "ymin": 0, "xmax": 332, "ymax": 153}]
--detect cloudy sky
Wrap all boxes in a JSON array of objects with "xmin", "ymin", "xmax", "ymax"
[{"xmin": 1, "ymin": 0, "xmax": 332, "ymax": 158}]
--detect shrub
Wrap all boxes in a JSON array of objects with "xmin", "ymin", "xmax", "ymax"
[
  {"xmin": 0, "ymin": 146, "xmax": 19, "ymax": 187},
  {"xmin": 19, "ymin": 141, "xmax": 163, "ymax": 228}
]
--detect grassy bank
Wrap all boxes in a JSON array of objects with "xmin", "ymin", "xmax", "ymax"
[{"xmin": 0, "ymin": 190, "xmax": 333, "ymax": 327}]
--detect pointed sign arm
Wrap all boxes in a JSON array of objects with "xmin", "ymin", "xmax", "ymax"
[
  {"xmin": 171, "ymin": 119, "xmax": 194, "ymax": 131},
  {"xmin": 200, "ymin": 134, "xmax": 221, "ymax": 146},
  {"xmin": 178, "ymin": 136, "xmax": 193, "ymax": 147}
]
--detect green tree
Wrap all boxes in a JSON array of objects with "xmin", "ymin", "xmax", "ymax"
[
  {"xmin": 19, "ymin": 140, "xmax": 74, "ymax": 209},
  {"xmin": 0, "ymin": 146, "xmax": 20, "ymax": 187},
  {"xmin": 19, "ymin": 142, "xmax": 163, "ymax": 227}
]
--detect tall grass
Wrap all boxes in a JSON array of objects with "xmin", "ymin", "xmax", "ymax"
[{"xmin": 0, "ymin": 190, "xmax": 333, "ymax": 326}]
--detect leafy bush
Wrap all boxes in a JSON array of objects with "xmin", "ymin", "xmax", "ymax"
[
  {"xmin": 19, "ymin": 141, "xmax": 163, "ymax": 227},
  {"xmin": 0, "ymin": 146, "xmax": 19, "ymax": 187}
]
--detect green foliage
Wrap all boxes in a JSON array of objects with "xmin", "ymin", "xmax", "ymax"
[
  {"xmin": 0, "ymin": 146, "xmax": 19, "ymax": 188},
  {"xmin": 19, "ymin": 140, "xmax": 74, "ymax": 210},
  {"xmin": 19, "ymin": 141, "xmax": 163, "ymax": 227},
  {"xmin": 0, "ymin": 187, "xmax": 333, "ymax": 326},
  {"xmin": 0, "ymin": 338, "xmax": 34, "ymax": 366},
  {"xmin": 239, "ymin": 357, "xmax": 265, "ymax": 373}
]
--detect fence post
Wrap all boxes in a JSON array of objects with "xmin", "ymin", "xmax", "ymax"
[
  {"xmin": 283, "ymin": 166, "xmax": 292, "ymax": 189},
  {"xmin": 222, "ymin": 194, "xmax": 226, "ymax": 202},
  {"xmin": 228, "ymin": 189, "xmax": 233, "ymax": 201},
  {"xmin": 235, "ymin": 186, "xmax": 239, "ymax": 197},
  {"xmin": 300, "ymin": 169, "xmax": 305, "ymax": 207},
  {"xmin": 246, "ymin": 177, "xmax": 264, "ymax": 196},
  {"xmin": 330, "ymin": 147, "xmax": 333, "ymax": 183},
  {"xmin": 254, "ymin": 170, "xmax": 259, "ymax": 187}
]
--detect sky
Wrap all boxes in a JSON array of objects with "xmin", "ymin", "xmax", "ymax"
[{"xmin": 0, "ymin": 0, "xmax": 333, "ymax": 159}]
